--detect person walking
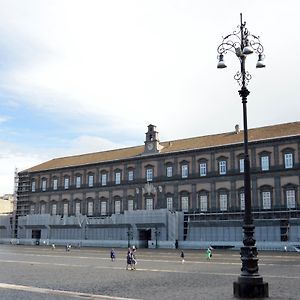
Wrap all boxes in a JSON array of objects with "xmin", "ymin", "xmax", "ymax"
[
  {"xmin": 110, "ymin": 249, "xmax": 116, "ymax": 261},
  {"xmin": 131, "ymin": 246, "xmax": 137, "ymax": 270},
  {"xmin": 180, "ymin": 250, "xmax": 185, "ymax": 264},
  {"xmin": 126, "ymin": 248, "xmax": 132, "ymax": 270},
  {"xmin": 206, "ymin": 247, "xmax": 212, "ymax": 260}
]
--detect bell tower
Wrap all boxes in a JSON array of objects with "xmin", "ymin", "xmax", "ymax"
[{"xmin": 144, "ymin": 124, "xmax": 162, "ymax": 154}]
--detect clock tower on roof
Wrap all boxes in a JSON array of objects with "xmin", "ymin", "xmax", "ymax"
[{"xmin": 144, "ymin": 124, "xmax": 162, "ymax": 154}]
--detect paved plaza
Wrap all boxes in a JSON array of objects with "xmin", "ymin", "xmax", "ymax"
[{"xmin": 0, "ymin": 244, "xmax": 300, "ymax": 299}]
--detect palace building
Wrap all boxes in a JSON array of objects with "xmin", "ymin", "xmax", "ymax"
[{"xmin": 13, "ymin": 122, "xmax": 300, "ymax": 249}]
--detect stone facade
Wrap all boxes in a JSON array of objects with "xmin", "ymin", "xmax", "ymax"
[{"xmin": 15, "ymin": 123, "xmax": 300, "ymax": 247}]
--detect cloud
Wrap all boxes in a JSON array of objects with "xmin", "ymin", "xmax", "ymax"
[
  {"xmin": 0, "ymin": 116, "xmax": 10, "ymax": 123},
  {"xmin": 0, "ymin": 0, "xmax": 300, "ymax": 195}
]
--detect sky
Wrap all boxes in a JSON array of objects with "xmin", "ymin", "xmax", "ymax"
[{"xmin": 0, "ymin": 0, "xmax": 299, "ymax": 195}]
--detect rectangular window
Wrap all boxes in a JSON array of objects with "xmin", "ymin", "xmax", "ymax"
[
  {"xmin": 146, "ymin": 169, "xmax": 153, "ymax": 182},
  {"xmin": 63, "ymin": 203, "xmax": 68, "ymax": 216},
  {"xmin": 261, "ymin": 156, "xmax": 269, "ymax": 171},
  {"xmin": 167, "ymin": 197, "xmax": 173, "ymax": 210},
  {"xmin": 88, "ymin": 202, "xmax": 93, "ymax": 216},
  {"xmin": 88, "ymin": 175, "xmax": 94, "ymax": 187},
  {"xmin": 262, "ymin": 191, "xmax": 271, "ymax": 209},
  {"xmin": 240, "ymin": 192, "xmax": 245, "ymax": 211},
  {"xmin": 53, "ymin": 179, "xmax": 58, "ymax": 190},
  {"xmin": 52, "ymin": 204, "xmax": 57, "ymax": 215},
  {"xmin": 219, "ymin": 161, "xmax": 227, "ymax": 175},
  {"xmin": 239, "ymin": 159, "xmax": 244, "ymax": 173},
  {"xmin": 128, "ymin": 170, "xmax": 134, "ymax": 181},
  {"xmin": 76, "ymin": 176, "xmax": 81, "ymax": 188},
  {"xmin": 64, "ymin": 177, "xmax": 69, "ymax": 189},
  {"xmin": 166, "ymin": 166, "xmax": 173, "ymax": 177},
  {"xmin": 284, "ymin": 153, "xmax": 293, "ymax": 169},
  {"xmin": 219, "ymin": 194, "xmax": 227, "ymax": 211},
  {"xmin": 115, "ymin": 200, "xmax": 121, "ymax": 214},
  {"xmin": 31, "ymin": 181, "xmax": 36, "ymax": 192},
  {"xmin": 200, "ymin": 195, "xmax": 208, "ymax": 212},
  {"xmin": 30, "ymin": 205, "xmax": 35, "ymax": 214},
  {"xmin": 181, "ymin": 196, "xmax": 189, "ymax": 212},
  {"xmin": 181, "ymin": 165, "xmax": 188, "ymax": 178},
  {"xmin": 146, "ymin": 198, "xmax": 153, "ymax": 210},
  {"xmin": 75, "ymin": 202, "xmax": 81, "ymax": 216},
  {"xmin": 115, "ymin": 172, "xmax": 121, "ymax": 185},
  {"xmin": 101, "ymin": 201, "xmax": 107, "ymax": 215},
  {"xmin": 101, "ymin": 173, "xmax": 107, "ymax": 186},
  {"xmin": 40, "ymin": 204, "xmax": 46, "ymax": 214},
  {"xmin": 199, "ymin": 162, "xmax": 207, "ymax": 177},
  {"xmin": 127, "ymin": 199, "xmax": 134, "ymax": 211},
  {"xmin": 42, "ymin": 179, "xmax": 47, "ymax": 192},
  {"xmin": 286, "ymin": 190, "xmax": 296, "ymax": 209}
]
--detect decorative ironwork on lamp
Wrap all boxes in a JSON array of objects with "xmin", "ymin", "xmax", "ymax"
[{"xmin": 217, "ymin": 13, "xmax": 269, "ymax": 298}]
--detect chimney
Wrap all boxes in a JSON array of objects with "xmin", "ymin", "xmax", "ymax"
[{"xmin": 235, "ymin": 124, "xmax": 240, "ymax": 134}]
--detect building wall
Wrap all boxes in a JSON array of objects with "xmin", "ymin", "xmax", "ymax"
[
  {"xmin": 18, "ymin": 137, "xmax": 300, "ymax": 214},
  {"xmin": 16, "ymin": 133, "xmax": 300, "ymax": 245},
  {"xmin": 0, "ymin": 194, "xmax": 14, "ymax": 214}
]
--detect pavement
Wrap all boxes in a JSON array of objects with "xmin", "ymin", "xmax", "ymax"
[{"xmin": 0, "ymin": 244, "xmax": 299, "ymax": 299}]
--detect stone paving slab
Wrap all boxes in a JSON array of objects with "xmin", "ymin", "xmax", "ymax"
[{"xmin": 0, "ymin": 245, "xmax": 299, "ymax": 299}]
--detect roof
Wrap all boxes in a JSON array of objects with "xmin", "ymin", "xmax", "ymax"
[{"xmin": 24, "ymin": 121, "xmax": 300, "ymax": 173}]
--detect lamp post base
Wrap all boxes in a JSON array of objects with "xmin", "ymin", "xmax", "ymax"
[{"xmin": 233, "ymin": 276, "xmax": 269, "ymax": 298}]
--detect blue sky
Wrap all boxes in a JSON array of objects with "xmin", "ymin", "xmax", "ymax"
[{"xmin": 0, "ymin": 0, "xmax": 299, "ymax": 194}]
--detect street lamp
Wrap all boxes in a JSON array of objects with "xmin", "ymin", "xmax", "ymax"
[
  {"xmin": 154, "ymin": 227, "xmax": 160, "ymax": 248},
  {"xmin": 127, "ymin": 227, "xmax": 133, "ymax": 248},
  {"xmin": 217, "ymin": 13, "xmax": 269, "ymax": 298}
]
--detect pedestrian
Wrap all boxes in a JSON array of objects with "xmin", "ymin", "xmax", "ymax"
[
  {"xmin": 206, "ymin": 247, "xmax": 212, "ymax": 260},
  {"xmin": 110, "ymin": 248, "xmax": 116, "ymax": 261},
  {"xmin": 126, "ymin": 248, "xmax": 132, "ymax": 270},
  {"xmin": 65, "ymin": 243, "xmax": 71, "ymax": 252},
  {"xmin": 131, "ymin": 247, "xmax": 137, "ymax": 270},
  {"xmin": 180, "ymin": 250, "xmax": 185, "ymax": 264},
  {"xmin": 51, "ymin": 243, "xmax": 56, "ymax": 250}
]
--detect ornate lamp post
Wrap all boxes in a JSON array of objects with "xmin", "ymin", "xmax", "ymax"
[{"xmin": 217, "ymin": 13, "xmax": 269, "ymax": 298}]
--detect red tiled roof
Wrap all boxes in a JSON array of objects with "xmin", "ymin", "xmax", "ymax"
[{"xmin": 25, "ymin": 121, "xmax": 300, "ymax": 172}]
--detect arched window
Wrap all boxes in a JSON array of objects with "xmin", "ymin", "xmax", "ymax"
[
  {"xmin": 64, "ymin": 176, "xmax": 70, "ymax": 190},
  {"xmin": 218, "ymin": 189, "xmax": 229, "ymax": 211},
  {"xmin": 53, "ymin": 177, "xmax": 58, "ymax": 190},
  {"xmin": 180, "ymin": 191, "xmax": 189, "ymax": 212},
  {"xmin": 31, "ymin": 179, "xmax": 36, "ymax": 192},
  {"xmin": 198, "ymin": 159, "xmax": 208, "ymax": 177},
  {"xmin": 283, "ymin": 184, "xmax": 297, "ymax": 209},
  {"xmin": 87, "ymin": 173, "xmax": 94, "ymax": 187},
  {"xmin": 87, "ymin": 198, "xmax": 94, "ymax": 216},
  {"xmin": 238, "ymin": 188, "xmax": 245, "ymax": 211},
  {"xmin": 198, "ymin": 190, "xmax": 209, "ymax": 212},
  {"xmin": 100, "ymin": 198, "xmax": 107, "ymax": 216},
  {"xmin": 145, "ymin": 165, "xmax": 154, "ymax": 182},
  {"xmin": 217, "ymin": 156, "xmax": 228, "ymax": 175},
  {"xmin": 41, "ymin": 178, "xmax": 47, "ymax": 192},
  {"xmin": 75, "ymin": 174, "xmax": 82, "ymax": 188},
  {"xmin": 259, "ymin": 185, "xmax": 273, "ymax": 210},
  {"xmin": 259, "ymin": 151, "xmax": 271, "ymax": 171},
  {"xmin": 282, "ymin": 148, "xmax": 295, "ymax": 169},
  {"xmin": 165, "ymin": 162, "xmax": 173, "ymax": 178}
]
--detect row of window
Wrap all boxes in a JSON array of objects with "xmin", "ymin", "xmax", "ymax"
[
  {"xmin": 30, "ymin": 188, "xmax": 297, "ymax": 216},
  {"xmin": 31, "ymin": 151, "xmax": 295, "ymax": 192}
]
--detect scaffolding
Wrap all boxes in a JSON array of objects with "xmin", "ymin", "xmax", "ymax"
[{"xmin": 15, "ymin": 171, "xmax": 30, "ymax": 238}]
